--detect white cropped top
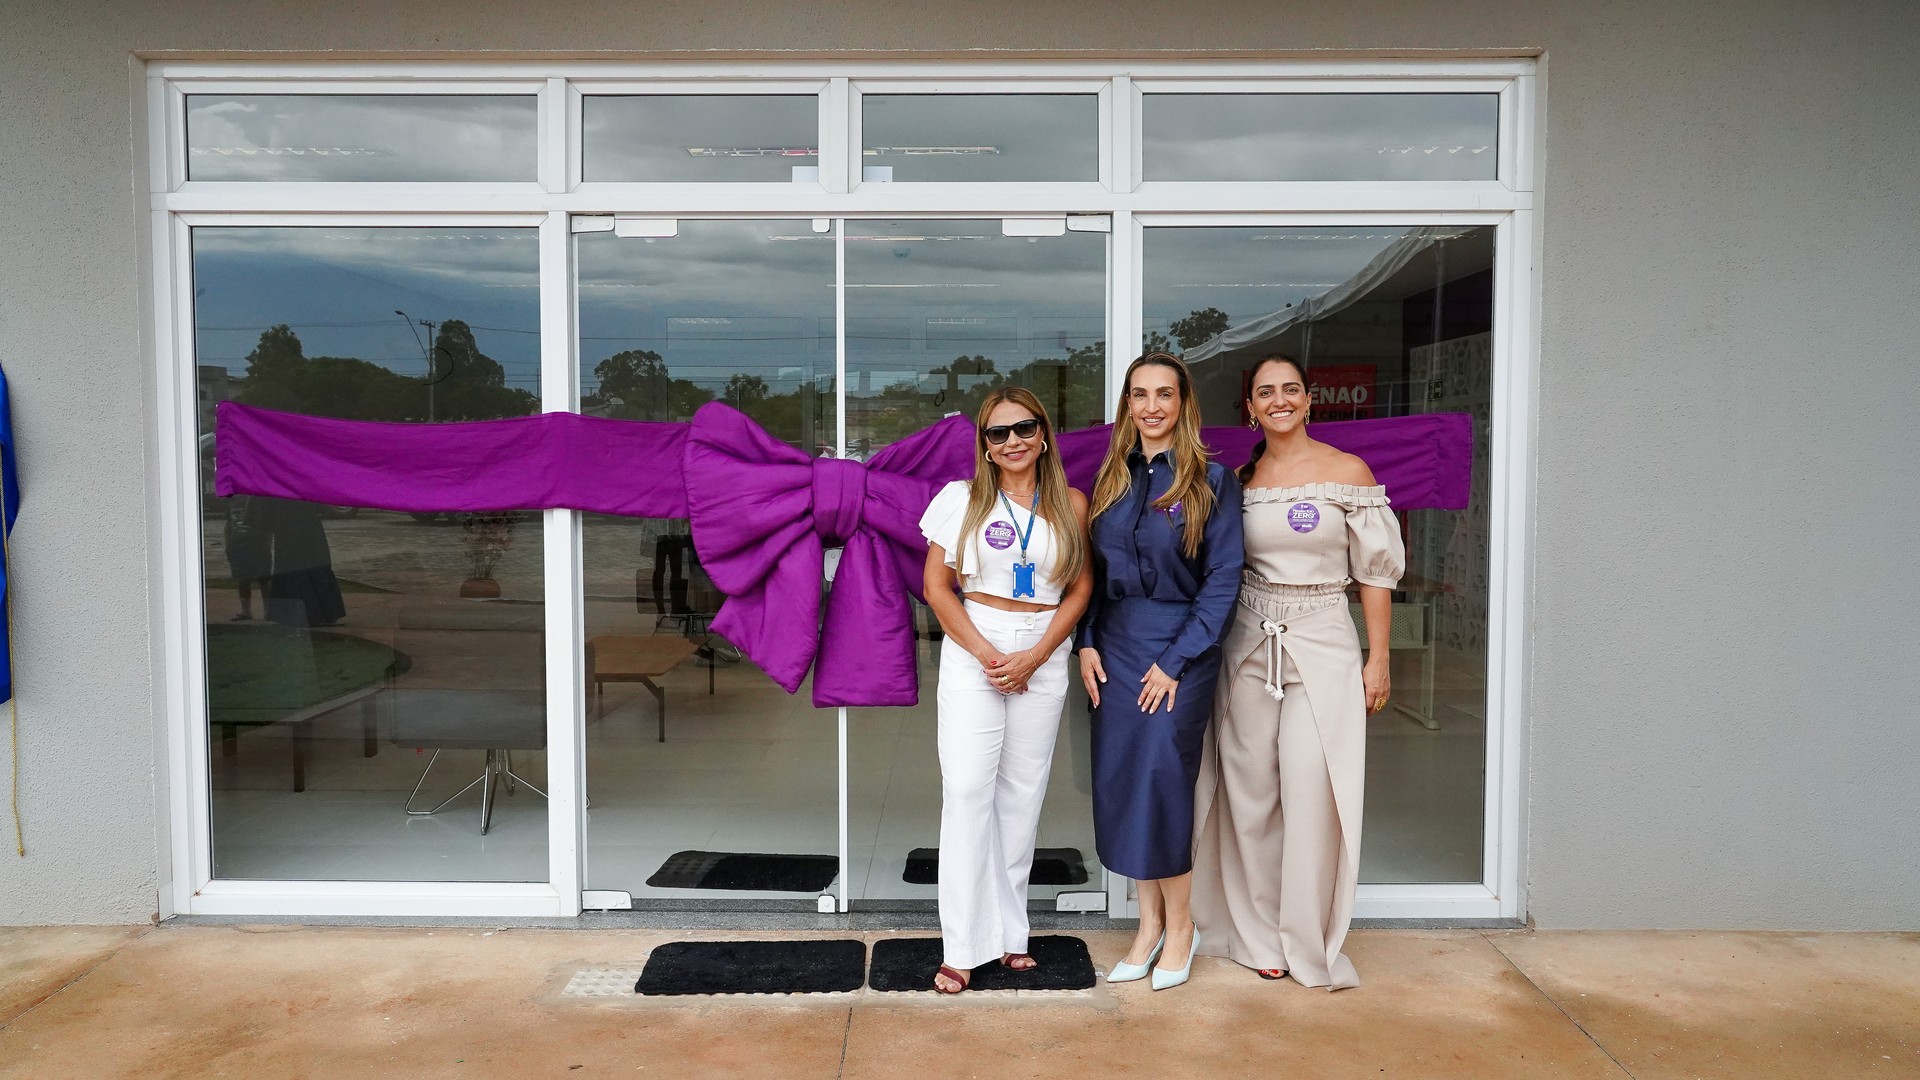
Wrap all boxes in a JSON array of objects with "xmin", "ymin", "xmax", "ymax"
[{"xmin": 918, "ymin": 479, "xmax": 1069, "ymax": 605}]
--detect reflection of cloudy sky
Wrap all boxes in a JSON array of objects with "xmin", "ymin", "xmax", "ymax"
[
  {"xmin": 1144, "ymin": 94, "xmax": 1496, "ymax": 181},
  {"xmin": 192, "ymin": 228, "xmax": 540, "ymax": 388},
  {"xmin": 187, "ymin": 95, "xmax": 537, "ymax": 182},
  {"xmin": 580, "ymin": 94, "xmax": 1098, "ymax": 183},
  {"xmin": 193, "ymin": 222, "xmax": 1442, "ymax": 401},
  {"xmin": 862, "ymin": 95, "xmax": 1098, "ymax": 182},
  {"xmin": 578, "ymin": 220, "xmax": 1104, "ymax": 396},
  {"xmin": 584, "ymin": 96, "xmax": 819, "ymax": 182},
  {"xmin": 1144, "ymin": 227, "xmax": 1416, "ymax": 339}
]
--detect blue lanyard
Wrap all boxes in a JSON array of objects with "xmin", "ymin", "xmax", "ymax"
[{"xmin": 997, "ymin": 489, "xmax": 1039, "ymax": 562}]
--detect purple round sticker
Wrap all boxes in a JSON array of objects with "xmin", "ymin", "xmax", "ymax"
[
  {"xmin": 983, "ymin": 520, "xmax": 1017, "ymax": 550},
  {"xmin": 1287, "ymin": 502, "xmax": 1321, "ymax": 533}
]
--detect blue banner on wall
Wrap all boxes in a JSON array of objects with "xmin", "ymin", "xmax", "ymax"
[{"xmin": 1, "ymin": 363, "xmax": 17, "ymax": 705}]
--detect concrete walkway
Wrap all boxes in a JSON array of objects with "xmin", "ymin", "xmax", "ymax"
[{"xmin": 1, "ymin": 925, "xmax": 1914, "ymax": 1078}]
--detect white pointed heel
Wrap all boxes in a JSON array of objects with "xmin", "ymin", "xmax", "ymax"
[
  {"xmin": 1151, "ymin": 925, "xmax": 1200, "ymax": 991},
  {"xmin": 1106, "ymin": 929, "xmax": 1165, "ymax": 983}
]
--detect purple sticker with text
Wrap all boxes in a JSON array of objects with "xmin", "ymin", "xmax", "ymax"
[
  {"xmin": 1287, "ymin": 502, "xmax": 1320, "ymax": 533},
  {"xmin": 984, "ymin": 520, "xmax": 1017, "ymax": 550}
]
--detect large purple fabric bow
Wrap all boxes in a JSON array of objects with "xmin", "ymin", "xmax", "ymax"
[{"xmin": 685, "ymin": 403, "xmax": 975, "ymax": 707}]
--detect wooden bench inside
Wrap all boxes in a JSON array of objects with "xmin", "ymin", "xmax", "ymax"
[{"xmin": 585, "ymin": 634, "xmax": 708, "ymax": 741}]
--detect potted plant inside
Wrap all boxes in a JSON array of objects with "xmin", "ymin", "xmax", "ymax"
[{"xmin": 458, "ymin": 511, "xmax": 518, "ymax": 598}]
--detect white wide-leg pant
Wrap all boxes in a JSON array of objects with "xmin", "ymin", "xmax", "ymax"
[{"xmin": 936, "ymin": 601, "xmax": 1071, "ymax": 971}]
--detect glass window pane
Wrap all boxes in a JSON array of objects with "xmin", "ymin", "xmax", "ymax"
[
  {"xmin": 1144, "ymin": 225, "xmax": 1496, "ymax": 884},
  {"xmin": 860, "ymin": 95, "xmax": 1098, "ymax": 182},
  {"xmin": 583, "ymin": 96, "xmax": 819, "ymax": 182},
  {"xmin": 576, "ymin": 222, "xmax": 839, "ymax": 900},
  {"xmin": 193, "ymin": 226, "xmax": 546, "ymax": 882},
  {"xmin": 186, "ymin": 95, "xmax": 537, "ymax": 182},
  {"xmin": 1143, "ymin": 94, "xmax": 1498, "ymax": 181}
]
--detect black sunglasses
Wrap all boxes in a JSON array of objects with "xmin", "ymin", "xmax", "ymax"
[{"xmin": 982, "ymin": 418, "xmax": 1041, "ymax": 445}]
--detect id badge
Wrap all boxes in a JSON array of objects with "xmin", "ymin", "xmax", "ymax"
[{"xmin": 1011, "ymin": 560, "xmax": 1037, "ymax": 599}]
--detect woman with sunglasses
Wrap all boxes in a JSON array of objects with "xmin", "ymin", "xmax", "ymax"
[
  {"xmin": 1190, "ymin": 354, "xmax": 1404, "ymax": 990},
  {"xmin": 918, "ymin": 387, "xmax": 1092, "ymax": 994},
  {"xmin": 1077, "ymin": 352, "xmax": 1244, "ymax": 991}
]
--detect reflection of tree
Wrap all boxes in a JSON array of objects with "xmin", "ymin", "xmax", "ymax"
[
  {"xmin": 235, "ymin": 323, "xmax": 536, "ymax": 422},
  {"xmin": 1169, "ymin": 307, "xmax": 1230, "ymax": 349},
  {"xmin": 432, "ymin": 321, "xmax": 505, "ymax": 388},
  {"xmin": 669, "ymin": 378, "xmax": 715, "ymax": 419},
  {"xmin": 1141, "ymin": 306, "xmax": 1234, "ymax": 356},
  {"xmin": 856, "ymin": 341, "xmax": 1108, "ymax": 446},
  {"xmin": 724, "ymin": 373, "xmax": 770, "ymax": 408},
  {"xmin": 245, "ymin": 324, "xmax": 306, "ymax": 382},
  {"xmin": 929, "ymin": 355, "xmax": 996, "ymax": 376},
  {"xmin": 593, "ymin": 348, "xmax": 671, "ymax": 419},
  {"xmin": 428, "ymin": 320, "xmax": 531, "ymax": 420},
  {"xmin": 582, "ymin": 348, "xmax": 715, "ymax": 421}
]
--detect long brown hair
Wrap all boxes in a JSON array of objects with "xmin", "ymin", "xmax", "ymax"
[
  {"xmin": 1089, "ymin": 352, "xmax": 1216, "ymax": 558},
  {"xmin": 953, "ymin": 386, "xmax": 1087, "ymax": 587},
  {"xmin": 1238, "ymin": 354, "xmax": 1308, "ymax": 484}
]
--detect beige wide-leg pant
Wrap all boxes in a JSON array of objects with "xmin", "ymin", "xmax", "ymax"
[
  {"xmin": 1192, "ymin": 576, "xmax": 1366, "ymax": 990},
  {"xmin": 936, "ymin": 601, "xmax": 1070, "ymax": 971}
]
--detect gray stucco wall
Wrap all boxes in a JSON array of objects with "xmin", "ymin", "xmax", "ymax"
[{"xmin": 2, "ymin": 0, "xmax": 1914, "ymax": 927}]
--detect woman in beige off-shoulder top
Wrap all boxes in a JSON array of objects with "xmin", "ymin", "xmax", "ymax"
[{"xmin": 1190, "ymin": 355, "xmax": 1406, "ymax": 991}]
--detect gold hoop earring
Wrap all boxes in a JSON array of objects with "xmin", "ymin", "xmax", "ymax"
[{"xmin": 1246, "ymin": 414, "xmax": 1257, "ymax": 429}]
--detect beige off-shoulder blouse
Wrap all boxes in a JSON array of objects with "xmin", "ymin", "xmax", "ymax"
[{"xmin": 1241, "ymin": 483, "xmax": 1406, "ymax": 589}]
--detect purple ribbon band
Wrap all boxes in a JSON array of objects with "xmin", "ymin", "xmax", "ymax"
[{"xmin": 215, "ymin": 400, "xmax": 1470, "ymax": 707}]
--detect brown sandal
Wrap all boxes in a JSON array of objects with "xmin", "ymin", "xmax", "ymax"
[
  {"xmin": 1001, "ymin": 952, "xmax": 1037, "ymax": 971},
  {"xmin": 934, "ymin": 964, "xmax": 970, "ymax": 993}
]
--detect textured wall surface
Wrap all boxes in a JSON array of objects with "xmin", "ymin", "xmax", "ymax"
[{"xmin": 1, "ymin": 0, "xmax": 1915, "ymax": 926}]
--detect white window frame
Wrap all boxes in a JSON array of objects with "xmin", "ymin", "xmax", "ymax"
[{"xmin": 146, "ymin": 58, "xmax": 1539, "ymax": 924}]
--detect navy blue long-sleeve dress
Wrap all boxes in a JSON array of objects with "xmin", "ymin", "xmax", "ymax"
[{"xmin": 1078, "ymin": 450, "xmax": 1244, "ymax": 880}]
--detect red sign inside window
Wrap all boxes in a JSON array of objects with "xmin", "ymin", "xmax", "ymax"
[{"xmin": 1307, "ymin": 364, "xmax": 1377, "ymax": 421}]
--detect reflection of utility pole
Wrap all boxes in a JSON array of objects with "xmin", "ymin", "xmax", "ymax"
[{"xmin": 394, "ymin": 309, "xmax": 439, "ymax": 421}]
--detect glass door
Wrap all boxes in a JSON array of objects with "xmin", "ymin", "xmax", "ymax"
[
  {"xmin": 576, "ymin": 216, "xmax": 1110, "ymax": 911},
  {"xmin": 577, "ymin": 219, "xmax": 838, "ymax": 907},
  {"xmin": 841, "ymin": 219, "xmax": 1108, "ymax": 907}
]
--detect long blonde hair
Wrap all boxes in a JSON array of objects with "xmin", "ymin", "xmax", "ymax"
[
  {"xmin": 1089, "ymin": 352, "xmax": 1216, "ymax": 558},
  {"xmin": 953, "ymin": 387, "xmax": 1087, "ymax": 587}
]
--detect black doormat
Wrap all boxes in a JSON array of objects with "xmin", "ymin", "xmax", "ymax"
[
  {"xmin": 646, "ymin": 850, "xmax": 839, "ymax": 892},
  {"xmin": 901, "ymin": 847, "xmax": 1089, "ymax": 886},
  {"xmin": 635, "ymin": 939, "xmax": 867, "ymax": 996},
  {"xmin": 867, "ymin": 935, "xmax": 1096, "ymax": 992}
]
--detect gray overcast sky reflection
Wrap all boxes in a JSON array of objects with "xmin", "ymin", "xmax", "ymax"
[
  {"xmin": 188, "ymin": 95, "xmax": 537, "ymax": 182},
  {"xmin": 193, "ymin": 228, "xmax": 541, "ymax": 388}
]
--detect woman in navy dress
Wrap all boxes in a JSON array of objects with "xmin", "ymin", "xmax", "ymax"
[{"xmin": 1077, "ymin": 352, "xmax": 1243, "ymax": 990}]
